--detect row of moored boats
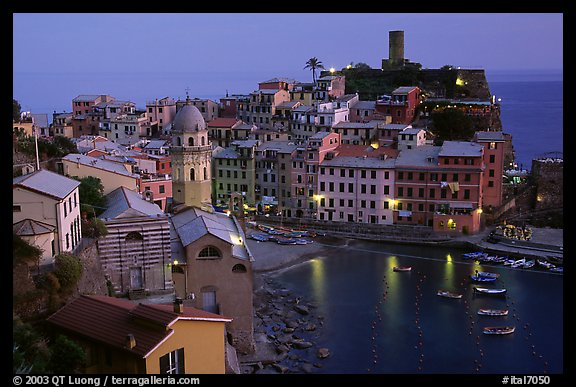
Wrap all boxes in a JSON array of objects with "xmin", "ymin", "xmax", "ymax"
[{"xmin": 461, "ymin": 252, "xmax": 563, "ymax": 273}]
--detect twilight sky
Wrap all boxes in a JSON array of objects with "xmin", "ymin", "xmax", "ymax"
[
  {"xmin": 14, "ymin": 13, "xmax": 563, "ymax": 73},
  {"xmin": 13, "ymin": 13, "xmax": 563, "ymax": 113}
]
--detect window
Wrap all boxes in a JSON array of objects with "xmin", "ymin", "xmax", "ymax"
[
  {"xmin": 444, "ymin": 158, "xmax": 449, "ymax": 165},
  {"xmin": 441, "ymin": 189, "xmax": 447, "ymax": 199},
  {"xmin": 397, "ymin": 172, "xmax": 404, "ymax": 180},
  {"xmin": 329, "ymin": 168, "xmax": 334, "ymax": 175},
  {"xmin": 429, "ymin": 188, "xmax": 436, "ymax": 198},
  {"xmin": 159, "ymin": 348, "xmax": 184, "ymax": 374},
  {"xmin": 340, "ymin": 169, "xmax": 346, "ymax": 177},
  {"xmin": 489, "ymin": 154, "xmax": 495, "ymax": 163},
  {"xmin": 371, "ymin": 185, "xmax": 376, "ymax": 195},
  {"xmin": 384, "ymin": 186, "xmax": 390, "ymax": 195},
  {"xmin": 340, "ymin": 199, "xmax": 345, "ymax": 207},
  {"xmin": 418, "ymin": 188, "xmax": 424, "ymax": 198},
  {"xmin": 190, "ymin": 168, "xmax": 195, "ymax": 181},
  {"xmin": 74, "ymin": 193, "xmax": 77, "ymax": 207},
  {"xmin": 348, "ymin": 200, "xmax": 353, "ymax": 208},
  {"xmin": 361, "ymin": 184, "xmax": 366, "ymax": 194},
  {"xmin": 159, "ymin": 185, "xmax": 165, "ymax": 194},
  {"xmin": 349, "ymin": 169, "xmax": 354, "ymax": 178},
  {"xmin": 320, "ymin": 182, "xmax": 325, "ymax": 192},
  {"xmin": 488, "ymin": 181, "xmax": 494, "ymax": 187},
  {"xmin": 232, "ymin": 264, "xmax": 247, "ymax": 273},
  {"xmin": 441, "ymin": 173, "xmax": 447, "ymax": 181},
  {"xmin": 384, "ymin": 201, "xmax": 389, "ymax": 209},
  {"xmin": 384, "ymin": 171, "xmax": 389, "ymax": 179},
  {"xmin": 361, "ymin": 200, "xmax": 366, "ymax": 208},
  {"xmin": 453, "ymin": 173, "xmax": 459, "ymax": 182},
  {"xmin": 464, "ymin": 189, "xmax": 470, "ymax": 199},
  {"xmin": 465, "ymin": 173, "xmax": 471, "ymax": 182},
  {"xmin": 489, "ymin": 169, "xmax": 495, "ymax": 177},
  {"xmin": 348, "ymin": 183, "xmax": 354, "ymax": 193},
  {"xmin": 407, "ymin": 187, "xmax": 413, "ymax": 197},
  {"xmin": 361, "ymin": 170, "xmax": 366, "ymax": 179},
  {"xmin": 13, "ymin": 205, "xmax": 21, "ymax": 212},
  {"xmin": 398, "ymin": 187, "xmax": 403, "ymax": 197},
  {"xmin": 198, "ymin": 246, "xmax": 221, "ymax": 259},
  {"xmin": 419, "ymin": 173, "xmax": 425, "ymax": 181},
  {"xmin": 407, "ymin": 172, "xmax": 413, "ymax": 180},
  {"xmin": 489, "ymin": 142, "xmax": 496, "ymax": 150},
  {"xmin": 64, "ymin": 201, "xmax": 67, "ymax": 217}
]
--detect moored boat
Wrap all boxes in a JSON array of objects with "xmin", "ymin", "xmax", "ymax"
[
  {"xmin": 483, "ymin": 326, "xmax": 515, "ymax": 335},
  {"xmin": 393, "ymin": 266, "xmax": 412, "ymax": 272},
  {"xmin": 537, "ymin": 259, "xmax": 555, "ymax": 269},
  {"xmin": 437, "ymin": 290, "xmax": 462, "ymax": 299},
  {"xmin": 470, "ymin": 275, "xmax": 497, "ymax": 282},
  {"xmin": 478, "ymin": 309, "xmax": 509, "ymax": 316},
  {"xmin": 549, "ymin": 266, "xmax": 563, "ymax": 273},
  {"xmin": 477, "ymin": 271, "xmax": 500, "ymax": 278},
  {"xmin": 511, "ymin": 258, "xmax": 526, "ymax": 268},
  {"xmin": 523, "ymin": 260, "xmax": 535, "ymax": 269},
  {"xmin": 474, "ymin": 287, "xmax": 507, "ymax": 296}
]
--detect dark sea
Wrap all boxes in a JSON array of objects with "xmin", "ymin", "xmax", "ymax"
[
  {"xmin": 270, "ymin": 241, "xmax": 563, "ymax": 375},
  {"xmin": 13, "ymin": 69, "xmax": 562, "ymax": 171}
]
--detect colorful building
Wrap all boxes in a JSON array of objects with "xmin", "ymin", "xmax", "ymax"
[
  {"xmin": 13, "ymin": 169, "xmax": 82, "ymax": 262},
  {"xmin": 376, "ymin": 86, "xmax": 421, "ymax": 124},
  {"xmin": 46, "ymin": 295, "xmax": 230, "ymax": 374},
  {"xmin": 170, "ymin": 206, "xmax": 255, "ymax": 354}
]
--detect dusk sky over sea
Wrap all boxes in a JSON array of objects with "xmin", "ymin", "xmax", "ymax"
[{"xmin": 14, "ymin": 13, "xmax": 562, "ymax": 75}]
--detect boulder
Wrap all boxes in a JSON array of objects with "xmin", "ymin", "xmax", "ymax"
[{"xmin": 317, "ymin": 348, "xmax": 330, "ymax": 359}]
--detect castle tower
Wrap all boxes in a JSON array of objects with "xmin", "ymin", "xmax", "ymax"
[
  {"xmin": 171, "ymin": 96, "xmax": 213, "ymax": 209},
  {"xmin": 389, "ymin": 30, "xmax": 405, "ymax": 66}
]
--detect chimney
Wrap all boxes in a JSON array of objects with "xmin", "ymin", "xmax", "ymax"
[
  {"xmin": 174, "ymin": 297, "xmax": 184, "ymax": 314},
  {"xmin": 125, "ymin": 334, "xmax": 136, "ymax": 349}
]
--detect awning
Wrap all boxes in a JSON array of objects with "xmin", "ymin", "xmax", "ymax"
[
  {"xmin": 449, "ymin": 201, "xmax": 474, "ymax": 209},
  {"xmin": 399, "ymin": 210, "xmax": 412, "ymax": 217}
]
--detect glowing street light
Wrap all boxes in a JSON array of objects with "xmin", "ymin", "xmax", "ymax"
[{"xmin": 329, "ymin": 67, "xmax": 336, "ymax": 74}]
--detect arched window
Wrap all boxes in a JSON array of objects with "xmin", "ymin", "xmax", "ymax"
[
  {"xmin": 201, "ymin": 136, "xmax": 205, "ymax": 146},
  {"xmin": 125, "ymin": 231, "xmax": 144, "ymax": 241},
  {"xmin": 198, "ymin": 246, "xmax": 221, "ymax": 259},
  {"xmin": 203, "ymin": 167, "xmax": 207, "ymax": 180},
  {"xmin": 176, "ymin": 137, "xmax": 182, "ymax": 146},
  {"xmin": 188, "ymin": 137, "xmax": 194, "ymax": 146},
  {"xmin": 232, "ymin": 264, "xmax": 247, "ymax": 273},
  {"xmin": 190, "ymin": 168, "xmax": 195, "ymax": 181}
]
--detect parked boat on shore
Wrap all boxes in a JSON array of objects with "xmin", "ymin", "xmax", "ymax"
[
  {"xmin": 437, "ymin": 290, "xmax": 462, "ymax": 299},
  {"xmin": 483, "ymin": 326, "xmax": 516, "ymax": 335},
  {"xmin": 478, "ymin": 309, "xmax": 509, "ymax": 316},
  {"xmin": 477, "ymin": 271, "xmax": 500, "ymax": 278},
  {"xmin": 393, "ymin": 266, "xmax": 412, "ymax": 272},
  {"xmin": 537, "ymin": 259, "xmax": 556, "ymax": 269}
]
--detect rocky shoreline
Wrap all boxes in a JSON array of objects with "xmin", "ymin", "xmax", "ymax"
[{"xmin": 237, "ymin": 238, "xmax": 345, "ymax": 374}]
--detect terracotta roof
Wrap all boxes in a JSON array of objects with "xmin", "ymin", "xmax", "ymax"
[
  {"xmin": 47, "ymin": 295, "xmax": 230, "ymax": 358},
  {"xmin": 207, "ymin": 118, "xmax": 241, "ymax": 128}
]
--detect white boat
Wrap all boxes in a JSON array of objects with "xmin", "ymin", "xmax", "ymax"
[
  {"xmin": 511, "ymin": 258, "xmax": 526, "ymax": 268},
  {"xmin": 474, "ymin": 287, "xmax": 507, "ymax": 296},
  {"xmin": 483, "ymin": 326, "xmax": 515, "ymax": 335},
  {"xmin": 522, "ymin": 260, "xmax": 535, "ymax": 269},
  {"xmin": 537, "ymin": 259, "xmax": 555, "ymax": 269},
  {"xmin": 478, "ymin": 309, "xmax": 509, "ymax": 316}
]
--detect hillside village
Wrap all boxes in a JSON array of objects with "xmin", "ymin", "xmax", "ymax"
[{"xmin": 13, "ymin": 30, "xmax": 560, "ymax": 374}]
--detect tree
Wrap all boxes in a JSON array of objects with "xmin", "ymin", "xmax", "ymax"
[
  {"xmin": 304, "ymin": 57, "xmax": 325, "ymax": 84},
  {"xmin": 74, "ymin": 176, "xmax": 106, "ymax": 217},
  {"xmin": 48, "ymin": 335, "xmax": 86, "ymax": 374},
  {"xmin": 13, "ymin": 234, "xmax": 42, "ymax": 266},
  {"xmin": 54, "ymin": 253, "xmax": 83, "ymax": 290},
  {"xmin": 431, "ymin": 108, "xmax": 475, "ymax": 144},
  {"xmin": 354, "ymin": 62, "xmax": 371, "ymax": 70},
  {"xmin": 13, "ymin": 99, "xmax": 21, "ymax": 122}
]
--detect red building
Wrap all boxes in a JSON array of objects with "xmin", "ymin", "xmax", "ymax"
[
  {"xmin": 376, "ymin": 86, "xmax": 421, "ymax": 124},
  {"xmin": 393, "ymin": 141, "xmax": 484, "ymax": 234},
  {"xmin": 473, "ymin": 131, "xmax": 505, "ymax": 209}
]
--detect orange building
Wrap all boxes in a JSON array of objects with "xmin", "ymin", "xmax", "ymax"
[{"xmin": 47, "ymin": 295, "xmax": 231, "ymax": 374}]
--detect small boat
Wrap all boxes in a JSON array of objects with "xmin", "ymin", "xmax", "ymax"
[
  {"xmin": 293, "ymin": 239, "xmax": 312, "ymax": 245},
  {"xmin": 523, "ymin": 260, "xmax": 535, "ymax": 269},
  {"xmin": 478, "ymin": 309, "xmax": 509, "ymax": 316},
  {"xmin": 503, "ymin": 259, "xmax": 516, "ymax": 266},
  {"xmin": 483, "ymin": 326, "xmax": 515, "ymax": 335},
  {"xmin": 491, "ymin": 256, "xmax": 507, "ymax": 264},
  {"xmin": 437, "ymin": 290, "xmax": 462, "ymax": 299},
  {"xmin": 549, "ymin": 266, "xmax": 563, "ymax": 273},
  {"xmin": 470, "ymin": 275, "xmax": 497, "ymax": 282},
  {"xmin": 511, "ymin": 258, "xmax": 526, "ymax": 268},
  {"xmin": 537, "ymin": 259, "xmax": 555, "ymax": 269},
  {"xmin": 393, "ymin": 266, "xmax": 412, "ymax": 272},
  {"xmin": 474, "ymin": 287, "xmax": 507, "ymax": 296},
  {"xmin": 276, "ymin": 237, "xmax": 298, "ymax": 245},
  {"xmin": 250, "ymin": 233, "xmax": 270, "ymax": 242},
  {"xmin": 462, "ymin": 252, "xmax": 484, "ymax": 260},
  {"xmin": 477, "ymin": 271, "xmax": 500, "ymax": 278}
]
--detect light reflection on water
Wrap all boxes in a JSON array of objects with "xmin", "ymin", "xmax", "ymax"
[{"xmin": 271, "ymin": 242, "xmax": 563, "ymax": 374}]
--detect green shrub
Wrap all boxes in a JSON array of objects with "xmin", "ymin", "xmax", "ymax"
[{"xmin": 54, "ymin": 253, "xmax": 83, "ymax": 290}]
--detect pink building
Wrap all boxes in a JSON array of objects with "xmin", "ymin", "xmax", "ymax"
[
  {"xmin": 317, "ymin": 146, "xmax": 396, "ymax": 223},
  {"xmin": 258, "ymin": 77, "xmax": 298, "ymax": 91},
  {"xmin": 145, "ymin": 97, "xmax": 177, "ymax": 136},
  {"xmin": 140, "ymin": 174, "xmax": 172, "ymax": 212},
  {"xmin": 349, "ymin": 100, "xmax": 376, "ymax": 123}
]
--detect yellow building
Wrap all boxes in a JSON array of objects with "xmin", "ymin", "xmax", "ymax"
[
  {"xmin": 61, "ymin": 153, "xmax": 140, "ymax": 195},
  {"xmin": 47, "ymin": 295, "xmax": 231, "ymax": 374}
]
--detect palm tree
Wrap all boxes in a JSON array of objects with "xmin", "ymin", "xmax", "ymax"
[{"xmin": 304, "ymin": 57, "xmax": 325, "ymax": 84}]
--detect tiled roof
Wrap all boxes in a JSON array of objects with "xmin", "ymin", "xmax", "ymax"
[
  {"xmin": 170, "ymin": 207, "xmax": 252, "ymax": 261},
  {"xmin": 322, "ymin": 156, "xmax": 394, "ymax": 169},
  {"xmin": 62, "ymin": 154, "xmax": 139, "ymax": 179},
  {"xmin": 13, "ymin": 219, "xmax": 55, "ymax": 235},
  {"xmin": 99, "ymin": 187, "xmax": 165, "ymax": 220},
  {"xmin": 207, "ymin": 118, "xmax": 242, "ymax": 128},
  {"xmin": 392, "ymin": 86, "xmax": 418, "ymax": 94},
  {"xmin": 351, "ymin": 101, "xmax": 376, "ymax": 110},
  {"xmin": 334, "ymin": 145, "xmax": 399, "ymax": 159},
  {"xmin": 439, "ymin": 141, "xmax": 484, "ymax": 157},
  {"xmin": 213, "ymin": 148, "xmax": 239, "ymax": 159},
  {"xmin": 259, "ymin": 77, "xmax": 298, "ymax": 84},
  {"xmin": 382, "ymin": 124, "xmax": 412, "ymax": 130},
  {"xmin": 72, "ymin": 95, "xmax": 103, "ymax": 102},
  {"xmin": 13, "ymin": 169, "xmax": 80, "ymax": 200},
  {"xmin": 143, "ymin": 140, "xmax": 169, "ymax": 149},
  {"xmin": 47, "ymin": 295, "xmax": 230, "ymax": 358},
  {"xmin": 395, "ymin": 145, "xmax": 441, "ymax": 167},
  {"xmin": 474, "ymin": 131, "xmax": 505, "ymax": 141}
]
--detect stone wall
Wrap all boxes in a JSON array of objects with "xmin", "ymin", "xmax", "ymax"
[{"xmin": 532, "ymin": 158, "xmax": 563, "ymax": 211}]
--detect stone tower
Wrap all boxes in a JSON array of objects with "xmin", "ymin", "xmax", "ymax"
[
  {"xmin": 171, "ymin": 96, "xmax": 213, "ymax": 209},
  {"xmin": 389, "ymin": 30, "xmax": 405, "ymax": 66}
]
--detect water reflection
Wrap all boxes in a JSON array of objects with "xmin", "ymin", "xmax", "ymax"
[{"xmin": 309, "ymin": 257, "xmax": 326, "ymax": 304}]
